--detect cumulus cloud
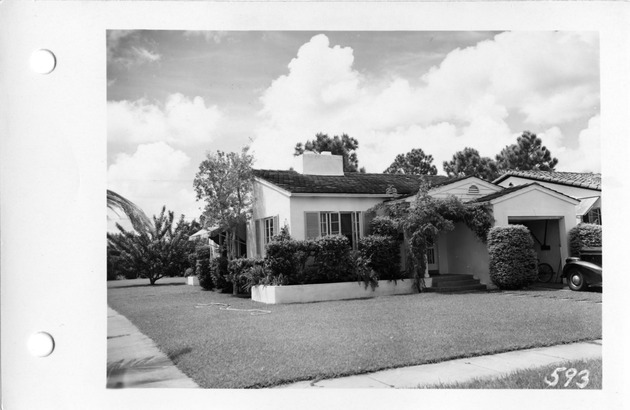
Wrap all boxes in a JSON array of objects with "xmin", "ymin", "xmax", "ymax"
[
  {"xmin": 108, "ymin": 142, "xmax": 200, "ymax": 230},
  {"xmin": 250, "ymin": 32, "xmax": 599, "ymax": 173},
  {"xmin": 542, "ymin": 115, "xmax": 601, "ymax": 173},
  {"xmin": 108, "ymin": 93, "xmax": 222, "ymax": 146}
]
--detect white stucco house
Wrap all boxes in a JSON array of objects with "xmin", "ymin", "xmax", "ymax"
[{"xmin": 247, "ymin": 152, "xmax": 598, "ymax": 288}]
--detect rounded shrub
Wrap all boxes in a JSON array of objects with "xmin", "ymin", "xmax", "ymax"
[
  {"xmin": 370, "ymin": 216, "xmax": 398, "ymax": 238},
  {"xmin": 487, "ymin": 225, "xmax": 537, "ymax": 290},
  {"xmin": 358, "ymin": 235, "xmax": 402, "ymax": 280},
  {"xmin": 265, "ymin": 238, "xmax": 315, "ymax": 284},
  {"xmin": 568, "ymin": 223, "xmax": 602, "ymax": 256},
  {"xmin": 313, "ymin": 235, "xmax": 353, "ymax": 282}
]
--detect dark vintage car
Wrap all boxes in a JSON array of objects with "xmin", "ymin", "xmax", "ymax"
[{"xmin": 562, "ymin": 247, "xmax": 602, "ymax": 291}]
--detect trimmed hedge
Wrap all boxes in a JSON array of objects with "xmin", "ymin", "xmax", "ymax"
[
  {"xmin": 312, "ymin": 235, "xmax": 353, "ymax": 283},
  {"xmin": 569, "ymin": 223, "xmax": 602, "ymax": 256},
  {"xmin": 265, "ymin": 238, "xmax": 315, "ymax": 285},
  {"xmin": 488, "ymin": 225, "xmax": 538, "ymax": 290},
  {"xmin": 358, "ymin": 235, "xmax": 402, "ymax": 280}
]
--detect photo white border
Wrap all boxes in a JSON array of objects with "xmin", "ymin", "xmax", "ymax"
[{"xmin": 1, "ymin": 1, "xmax": 628, "ymax": 409}]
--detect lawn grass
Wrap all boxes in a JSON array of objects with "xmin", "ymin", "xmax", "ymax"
[
  {"xmin": 107, "ymin": 278, "xmax": 601, "ymax": 388},
  {"xmin": 422, "ymin": 358, "xmax": 602, "ymax": 389}
]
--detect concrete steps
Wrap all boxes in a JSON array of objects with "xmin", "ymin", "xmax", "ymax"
[{"xmin": 426, "ymin": 274, "xmax": 487, "ymax": 293}]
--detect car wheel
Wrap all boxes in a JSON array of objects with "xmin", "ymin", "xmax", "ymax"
[{"xmin": 567, "ymin": 268, "xmax": 586, "ymax": 291}]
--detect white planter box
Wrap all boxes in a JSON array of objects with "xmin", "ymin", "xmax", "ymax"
[
  {"xmin": 186, "ymin": 276, "xmax": 199, "ymax": 286},
  {"xmin": 251, "ymin": 279, "xmax": 417, "ymax": 304}
]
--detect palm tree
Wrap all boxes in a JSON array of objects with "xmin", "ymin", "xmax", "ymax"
[{"xmin": 107, "ymin": 190, "xmax": 151, "ymax": 233}]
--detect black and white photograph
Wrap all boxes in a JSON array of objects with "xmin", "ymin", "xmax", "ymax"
[
  {"xmin": 106, "ymin": 30, "xmax": 602, "ymax": 389},
  {"xmin": 1, "ymin": 1, "xmax": 628, "ymax": 410}
]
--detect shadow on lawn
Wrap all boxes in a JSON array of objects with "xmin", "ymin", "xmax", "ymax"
[
  {"xmin": 108, "ymin": 282, "xmax": 187, "ymax": 290},
  {"xmin": 167, "ymin": 347, "xmax": 193, "ymax": 362}
]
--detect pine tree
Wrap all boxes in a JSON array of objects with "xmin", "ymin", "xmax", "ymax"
[
  {"xmin": 383, "ymin": 148, "xmax": 438, "ymax": 175},
  {"xmin": 495, "ymin": 131, "xmax": 558, "ymax": 172},
  {"xmin": 443, "ymin": 147, "xmax": 500, "ymax": 181}
]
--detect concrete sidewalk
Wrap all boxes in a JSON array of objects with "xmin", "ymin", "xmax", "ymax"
[
  {"xmin": 277, "ymin": 339, "xmax": 602, "ymax": 388},
  {"xmin": 107, "ymin": 306, "xmax": 199, "ymax": 388}
]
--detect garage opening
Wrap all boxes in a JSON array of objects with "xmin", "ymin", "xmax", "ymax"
[{"xmin": 508, "ymin": 217, "xmax": 564, "ymax": 283}]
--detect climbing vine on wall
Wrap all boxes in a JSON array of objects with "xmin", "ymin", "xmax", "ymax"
[{"xmin": 369, "ymin": 182, "xmax": 494, "ymax": 292}]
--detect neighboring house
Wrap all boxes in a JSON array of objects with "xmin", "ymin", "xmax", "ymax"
[
  {"xmin": 189, "ymin": 225, "xmax": 247, "ymax": 258},
  {"xmin": 247, "ymin": 152, "xmax": 595, "ymax": 288}
]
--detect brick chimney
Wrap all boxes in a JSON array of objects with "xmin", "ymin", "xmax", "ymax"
[{"xmin": 293, "ymin": 151, "xmax": 344, "ymax": 175}]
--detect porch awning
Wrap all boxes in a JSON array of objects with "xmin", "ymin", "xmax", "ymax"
[
  {"xmin": 188, "ymin": 225, "xmax": 222, "ymax": 242},
  {"xmin": 576, "ymin": 197, "xmax": 600, "ymax": 216}
]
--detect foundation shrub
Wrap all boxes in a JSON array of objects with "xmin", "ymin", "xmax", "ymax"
[
  {"xmin": 210, "ymin": 256, "xmax": 231, "ymax": 293},
  {"xmin": 312, "ymin": 235, "xmax": 353, "ymax": 283},
  {"xmin": 264, "ymin": 237, "xmax": 315, "ymax": 284},
  {"xmin": 358, "ymin": 235, "xmax": 403, "ymax": 280},
  {"xmin": 227, "ymin": 258, "xmax": 265, "ymax": 293},
  {"xmin": 488, "ymin": 225, "xmax": 537, "ymax": 290},
  {"xmin": 195, "ymin": 246, "xmax": 214, "ymax": 290},
  {"xmin": 568, "ymin": 223, "xmax": 602, "ymax": 257}
]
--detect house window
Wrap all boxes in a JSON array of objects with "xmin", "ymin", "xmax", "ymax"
[
  {"xmin": 264, "ymin": 217, "xmax": 275, "ymax": 244},
  {"xmin": 305, "ymin": 211, "xmax": 362, "ymax": 249},
  {"xmin": 254, "ymin": 215, "xmax": 279, "ymax": 256},
  {"xmin": 468, "ymin": 185, "xmax": 480, "ymax": 195},
  {"xmin": 584, "ymin": 208, "xmax": 602, "ymax": 225}
]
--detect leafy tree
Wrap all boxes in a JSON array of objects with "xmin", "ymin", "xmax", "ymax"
[
  {"xmin": 495, "ymin": 131, "xmax": 558, "ymax": 172},
  {"xmin": 383, "ymin": 148, "xmax": 438, "ymax": 175},
  {"xmin": 443, "ymin": 147, "xmax": 500, "ymax": 181},
  {"xmin": 294, "ymin": 133, "xmax": 364, "ymax": 172},
  {"xmin": 193, "ymin": 147, "xmax": 254, "ymax": 293},
  {"xmin": 107, "ymin": 207, "xmax": 196, "ymax": 285},
  {"xmin": 107, "ymin": 189, "xmax": 152, "ymax": 233}
]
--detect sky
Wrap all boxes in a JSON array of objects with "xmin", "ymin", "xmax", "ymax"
[{"xmin": 107, "ymin": 30, "xmax": 600, "ymax": 230}]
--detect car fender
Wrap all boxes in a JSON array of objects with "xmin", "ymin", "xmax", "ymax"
[{"xmin": 562, "ymin": 260, "xmax": 602, "ymax": 278}]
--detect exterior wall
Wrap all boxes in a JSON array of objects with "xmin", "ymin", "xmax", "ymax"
[
  {"xmin": 251, "ymin": 279, "xmax": 417, "ymax": 304},
  {"xmin": 497, "ymin": 176, "xmax": 600, "ymax": 200},
  {"xmin": 288, "ymin": 195, "xmax": 386, "ymax": 240},
  {"xmin": 441, "ymin": 222, "xmax": 491, "ymax": 285},
  {"xmin": 247, "ymin": 181, "xmax": 292, "ymax": 258}
]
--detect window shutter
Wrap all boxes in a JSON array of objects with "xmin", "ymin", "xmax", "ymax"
[
  {"xmin": 273, "ymin": 215, "xmax": 279, "ymax": 236},
  {"xmin": 255, "ymin": 219, "xmax": 261, "ymax": 256},
  {"xmin": 363, "ymin": 211, "xmax": 375, "ymax": 236},
  {"xmin": 305, "ymin": 212, "xmax": 320, "ymax": 239}
]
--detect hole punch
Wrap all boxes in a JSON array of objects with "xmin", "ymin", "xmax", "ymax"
[
  {"xmin": 30, "ymin": 49, "xmax": 57, "ymax": 74},
  {"xmin": 27, "ymin": 332, "xmax": 55, "ymax": 357}
]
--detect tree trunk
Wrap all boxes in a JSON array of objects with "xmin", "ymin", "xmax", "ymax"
[{"xmin": 230, "ymin": 228, "xmax": 238, "ymax": 295}]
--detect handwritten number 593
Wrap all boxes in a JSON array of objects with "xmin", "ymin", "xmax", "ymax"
[{"xmin": 544, "ymin": 367, "xmax": 590, "ymax": 388}]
